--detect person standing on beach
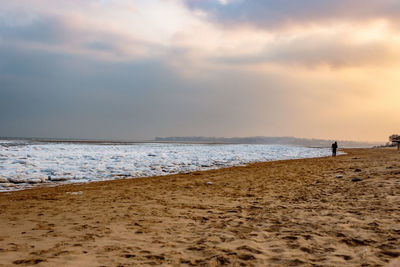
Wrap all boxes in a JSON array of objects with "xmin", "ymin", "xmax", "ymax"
[{"xmin": 332, "ymin": 141, "xmax": 338, "ymax": 157}]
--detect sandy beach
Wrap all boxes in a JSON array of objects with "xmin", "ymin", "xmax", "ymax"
[{"xmin": 0, "ymin": 148, "xmax": 399, "ymax": 266}]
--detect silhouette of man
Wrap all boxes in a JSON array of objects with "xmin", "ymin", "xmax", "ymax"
[{"xmin": 332, "ymin": 141, "xmax": 338, "ymax": 157}]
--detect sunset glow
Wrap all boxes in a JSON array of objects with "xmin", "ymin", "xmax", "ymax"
[{"xmin": 1, "ymin": 0, "xmax": 399, "ymax": 142}]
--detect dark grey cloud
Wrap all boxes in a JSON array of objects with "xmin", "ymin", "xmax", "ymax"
[
  {"xmin": 0, "ymin": 43, "xmax": 300, "ymax": 140},
  {"xmin": 184, "ymin": 0, "xmax": 400, "ymax": 28},
  {"xmin": 0, "ymin": 15, "xmax": 163, "ymax": 61},
  {"xmin": 0, "ymin": 16, "xmax": 73, "ymax": 44}
]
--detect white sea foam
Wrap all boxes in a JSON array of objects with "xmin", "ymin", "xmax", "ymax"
[{"xmin": 0, "ymin": 141, "xmax": 335, "ymax": 191}]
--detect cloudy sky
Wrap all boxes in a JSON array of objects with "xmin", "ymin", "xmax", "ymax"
[{"xmin": 1, "ymin": 0, "xmax": 399, "ymax": 142}]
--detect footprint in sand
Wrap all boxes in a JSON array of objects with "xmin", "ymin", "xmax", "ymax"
[
  {"xmin": 13, "ymin": 258, "xmax": 45, "ymax": 265},
  {"xmin": 237, "ymin": 245, "xmax": 262, "ymax": 255}
]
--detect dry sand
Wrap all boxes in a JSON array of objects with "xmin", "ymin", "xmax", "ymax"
[{"xmin": 0, "ymin": 148, "xmax": 399, "ymax": 266}]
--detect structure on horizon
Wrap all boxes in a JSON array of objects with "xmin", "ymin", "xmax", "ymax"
[{"xmin": 389, "ymin": 135, "xmax": 400, "ymax": 150}]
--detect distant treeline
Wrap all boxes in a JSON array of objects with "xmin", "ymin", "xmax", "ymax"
[{"xmin": 154, "ymin": 136, "xmax": 380, "ymax": 148}]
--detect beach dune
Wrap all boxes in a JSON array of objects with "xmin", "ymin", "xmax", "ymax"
[{"xmin": 0, "ymin": 148, "xmax": 399, "ymax": 266}]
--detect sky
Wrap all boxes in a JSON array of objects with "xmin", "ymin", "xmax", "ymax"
[{"xmin": 1, "ymin": 0, "xmax": 399, "ymax": 142}]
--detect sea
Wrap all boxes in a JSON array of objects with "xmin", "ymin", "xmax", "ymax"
[{"xmin": 0, "ymin": 139, "xmax": 333, "ymax": 192}]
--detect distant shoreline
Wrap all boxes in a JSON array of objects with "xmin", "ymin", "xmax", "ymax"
[
  {"xmin": 0, "ymin": 136, "xmax": 380, "ymax": 148},
  {"xmin": 1, "ymin": 138, "xmax": 256, "ymax": 146}
]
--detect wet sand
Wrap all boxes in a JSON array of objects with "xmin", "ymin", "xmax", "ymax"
[{"xmin": 0, "ymin": 148, "xmax": 399, "ymax": 266}]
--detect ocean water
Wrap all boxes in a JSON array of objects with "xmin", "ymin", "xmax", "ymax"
[{"xmin": 0, "ymin": 140, "xmax": 333, "ymax": 191}]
